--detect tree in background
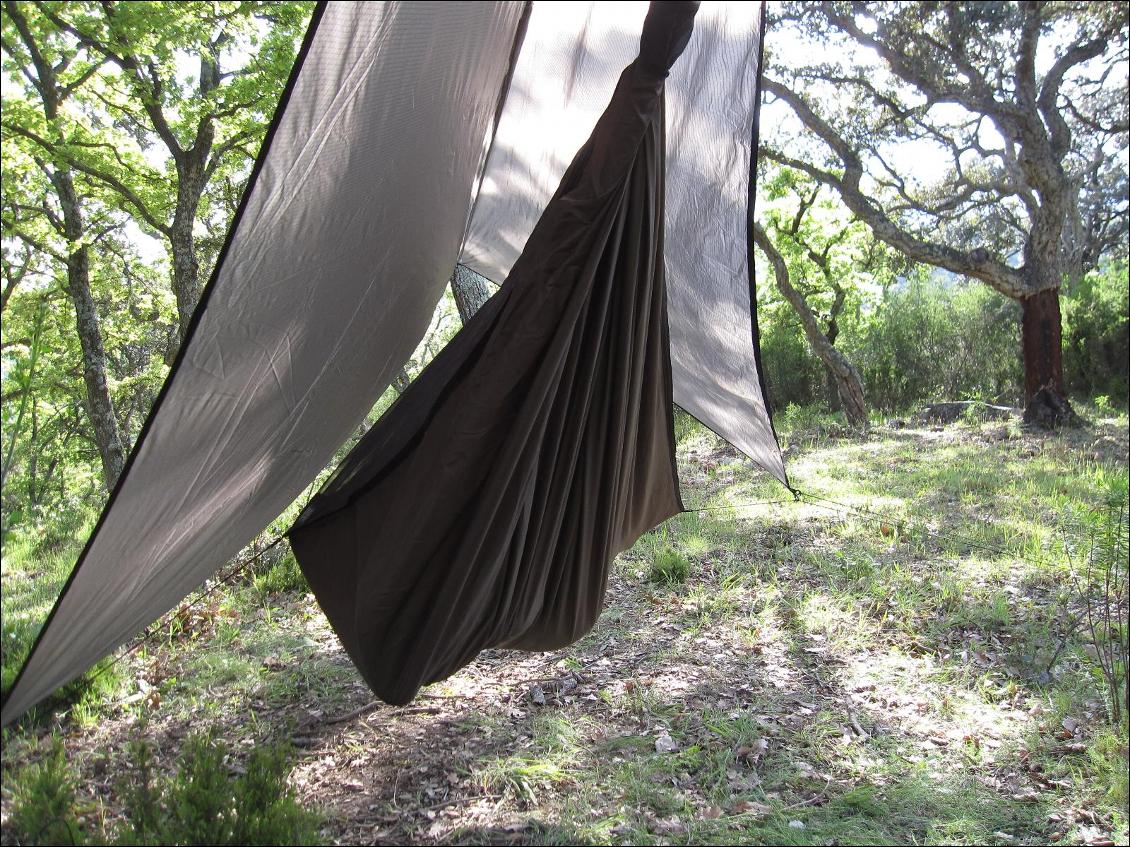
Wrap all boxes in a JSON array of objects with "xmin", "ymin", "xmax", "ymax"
[
  {"xmin": 754, "ymin": 167, "xmax": 889, "ymax": 430},
  {"xmin": 1, "ymin": 1, "xmax": 312, "ymax": 515},
  {"xmin": 763, "ymin": 1, "xmax": 1129, "ymax": 426},
  {"xmin": 5, "ymin": 1, "xmax": 311, "ymax": 348},
  {"xmin": 2, "ymin": 1, "xmax": 126, "ymax": 487}
]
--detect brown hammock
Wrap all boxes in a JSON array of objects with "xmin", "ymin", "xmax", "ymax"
[{"xmin": 287, "ymin": 1, "xmax": 698, "ymax": 705}]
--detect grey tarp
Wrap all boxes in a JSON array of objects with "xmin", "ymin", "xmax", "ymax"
[
  {"xmin": 2, "ymin": 0, "xmax": 781, "ymax": 726},
  {"xmin": 1, "ymin": 1, "xmax": 527, "ymax": 724},
  {"xmin": 462, "ymin": 1, "xmax": 784, "ymax": 482},
  {"xmin": 287, "ymin": 0, "xmax": 695, "ymax": 706}
]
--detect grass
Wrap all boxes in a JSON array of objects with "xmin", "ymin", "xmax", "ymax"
[
  {"xmin": 1, "ymin": 404, "xmax": 1127, "ymax": 845},
  {"xmin": 649, "ymin": 548, "xmax": 691, "ymax": 586},
  {"xmin": 0, "ymin": 519, "xmax": 126, "ymax": 729}
]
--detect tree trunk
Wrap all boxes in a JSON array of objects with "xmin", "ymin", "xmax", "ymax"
[
  {"xmin": 56, "ymin": 171, "xmax": 127, "ymax": 488},
  {"xmin": 450, "ymin": 265, "xmax": 493, "ymax": 324},
  {"xmin": 5, "ymin": 1, "xmax": 126, "ymax": 489},
  {"xmin": 824, "ymin": 365, "xmax": 842, "ymax": 412},
  {"xmin": 1020, "ymin": 286, "xmax": 1079, "ymax": 427},
  {"xmin": 169, "ymin": 162, "xmax": 207, "ymax": 346},
  {"xmin": 753, "ymin": 223, "xmax": 869, "ymax": 430},
  {"xmin": 26, "ymin": 389, "xmax": 39, "ymax": 507},
  {"xmin": 823, "ymin": 315, "xmax": 842, "ymax": 413},
  {"xmin": 169, "ymin": 228, "xmax": 201, "ymax": 345},
  {"xmin": 66, "ymin": 245, "xmax": 127, "ymax": 488},
  {"xmin": 827, "ymin": 358, "xmax": 868, "ymax": 429}
]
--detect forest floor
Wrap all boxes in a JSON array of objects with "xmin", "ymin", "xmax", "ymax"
[{"xmin": 2, "ymin": 405, "xmax": 1128, "ymax": 846}]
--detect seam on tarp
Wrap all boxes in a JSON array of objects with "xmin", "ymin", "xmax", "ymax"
[
  {"xmin": 744, "ymin": 0, "xmax": 792, "ymax": 493},
  {"xmin": 458, "ymin": 0, "xmax": 534, "ymax": 264},
  {"xmin": 1, "ymin": 1, "xmax": 330, "ymax": 723}
]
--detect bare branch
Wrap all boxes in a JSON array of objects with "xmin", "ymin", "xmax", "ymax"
[{"xmin": 762, "ymin": 77, "xmax": 1029, "ymax": 298}]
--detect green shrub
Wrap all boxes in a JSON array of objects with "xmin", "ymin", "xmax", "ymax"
[
  {"xmin": 757, "ymin": 302, "xmax": 826, "ymax": 410},
  {"xmin": 649, "ymin": 548, "xmax": 690, "ymax": 586},
  {"xmin": 846, "ymin": 277, "xmax": 1022, "ymax": 412},
  {"xmin": 9, "ymin": 732, "xmax": 320, "ymax": 846},
  {"xmin": 1, "ymin": 619, "xmax": 122, "ymax": 728},
  {"xmin": 2, "ymin": 521, "xmax": 121, "ymax": 726},
  {"xmin": 252, "ymin": 552, "xmax": 308, "ymax": 597},
  {"xmin": 1063, "ymin": 261, "xmax": 1129, "ymax": 403},
  {"xmin": 672, "ymin": 407, "xmax": 704, "ymax": 445},
  {"xmin": 8, "ymin": 738, "xmax": 86, "ymax": 846},
  {"xmin": 119, "ymin": 734, "xmax": 319, "ymax": 845},
  {"xmin": 757, "ymin": 269, "xmax": 1033, "ymax": 416},
  {"xmin": 777, "ymin": 403, "xmax": 849, "ymax": 441},
  {"xmin": 1064, "ymin": 503, "xmax": 1129, "ymax": 730}
]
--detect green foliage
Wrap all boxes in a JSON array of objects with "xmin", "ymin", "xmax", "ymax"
[
  {"xmin": 758, "ymin": 310, "xmax": 826, "ymax": 408},
  {"xmin": 1063, "ymin": 262, "xmax": 1130, "ymax": 404},
  {"xmin": 757, "ymin": 254, "xmax": 1127, "ymax": 416},
  {"xmin": 1, "ymin": 517, "xmax": 123, "ymax": 726},
  {"xmin": 8, "ymin": 738, "xmax": 86, "ymax": 846},
  {"xmin": 755, "ymin": 165, "xmax": 1038, "ymax": 416},
  {"xmin": 135, "ymin": 734, "xmax": 318, "ymax": 845},
  {"xmin": 672, "ymin": 407, "xmax": 706, "ymax": 446},
  {"xmin": 649, "ymin": 547, "xmax": 690, "ymax": 586},
  {"xmin": 846, "ymin": 277, "xmax": 1022, "ymax": 412},
  {"xmin": 1, "ymin": 0, "xmax": 315, "ymax": 531},
  {"xmin": 756, "ymin": 166, "xmax": 890, "ymax": 413},
  {"xmin": 120, "ymin": 739, "xmax": 163, "ymax": 844},
  {"xmin": 9, "ymin": 733, "xmax": 320, "ymax": 846},
  {"xmin": 252, "ymin": 552, "xmax": 308, "ymax": 597},
  {"xmin": 776, "ymin": 403, "xmax": 850, "ymax": 442},
  {"xmin": 1064, "ymin": 503, "xmax": 1129, "ymax": 729}
]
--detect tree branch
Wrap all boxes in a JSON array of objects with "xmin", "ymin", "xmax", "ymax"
[
  {"xmin": 35, "ymin": 1, "xmax": 185, "ymax": 157},
  {"xmin": 0, "ymin": 217, "xmax": 68, "ymax": 264},
  {"xmin": 762, "ymin": 77, "xmax": 1029, "ymax": 297},
  {"xmin": 1, "ymin": 121, "xmax": 170, "ymax": 235}
]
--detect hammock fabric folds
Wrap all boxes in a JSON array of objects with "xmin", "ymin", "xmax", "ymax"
[{"xmin": 287, "ymin": 2, "xmax": 698, "ymax": 705}]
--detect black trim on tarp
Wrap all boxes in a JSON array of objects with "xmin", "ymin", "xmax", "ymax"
[{"xmin": 744, "ymin": 0, "xmax": 793, "ymax": 493}]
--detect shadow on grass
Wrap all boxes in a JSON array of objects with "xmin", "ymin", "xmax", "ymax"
[{"xmin": 3, "ymin": 419, "xmax": 1124, "ymax": 845}]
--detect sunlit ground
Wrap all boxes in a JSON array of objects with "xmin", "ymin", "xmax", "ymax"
[{"xmin": 2, "ymin": 404, "xmax": 1127, "ymax": 845}]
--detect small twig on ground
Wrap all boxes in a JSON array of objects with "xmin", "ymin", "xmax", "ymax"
[
  {"xmin": 380, "ymin": 705, "xmax": 442, "ymax": 718},
  {"xmin": 327, "ymin": 700, "xmax": 379, "ymax": 724},
  {"xmin": 782, "ymin": 777, "xmax": 835, "ymax": 810},
  {"xmin": 327, "ymin": 700, "xmax": 443, "ymax": 726}
]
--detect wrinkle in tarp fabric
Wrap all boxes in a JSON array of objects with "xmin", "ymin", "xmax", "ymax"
[
  {"xmin": 2, "ymin": 0, "xmax": 783, "ymax": 727},
  {"xmin": 462, "ymin": 1, "xmax": 785, "ymax": 485},
  {"xmin": 0, "ymin": 2, "xmax": 527, "ymax": 726},
  {"xmin": 287, "ymin": 2, "xmax": 700, "ymax": 706}
]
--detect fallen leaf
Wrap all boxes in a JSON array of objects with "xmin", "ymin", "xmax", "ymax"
[{"xmin": 731, "ymin": 800, "xmax": 772, "ymax": 818}]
